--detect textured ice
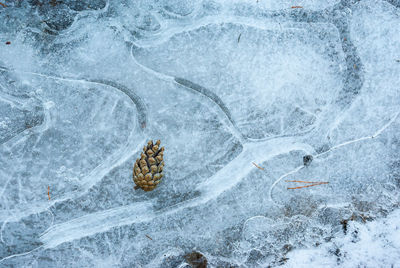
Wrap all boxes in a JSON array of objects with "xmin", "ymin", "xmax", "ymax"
[{"xmin": 0, "ymin": 0, "xmax": 399, "ymax": 267}]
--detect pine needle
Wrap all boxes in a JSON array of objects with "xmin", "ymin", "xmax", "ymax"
[
  {"xmin": 145, "ymin": 234, "xmax": 153, "ymax": 240},
  {"xmin": 252, "ymin": 162, "xmax": 265, "ymax": 170},
  {"xmin": 287, "ymin": 183, "xmax": 327, "ymax": 190}
]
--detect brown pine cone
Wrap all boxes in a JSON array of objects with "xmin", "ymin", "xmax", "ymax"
[{"xmin": 133, "ymin": 140, "xmax": 164, "ymax": 192}]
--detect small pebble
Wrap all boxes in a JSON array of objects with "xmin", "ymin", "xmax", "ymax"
[{"xmin": 303, "ymin": 155, "xmax": 313, "ymax": 166}]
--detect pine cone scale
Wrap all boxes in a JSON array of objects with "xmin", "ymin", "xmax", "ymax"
[{"xmin": 133, "ymin": 140, "xmax": 164, "ymax": 192}]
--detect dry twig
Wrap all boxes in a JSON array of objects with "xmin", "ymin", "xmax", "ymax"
[
  {"xmin": 48, "ymin": 186, "xmax": 51, "ymax": 200},
  {"xmin": 0, "ymin": 2, "xmax": 7, "ymax": 8}
]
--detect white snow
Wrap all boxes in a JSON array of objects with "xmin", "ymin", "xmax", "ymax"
[{"xmin": 285, "ymin": 208, "xmax": 400, "ymax": 268}]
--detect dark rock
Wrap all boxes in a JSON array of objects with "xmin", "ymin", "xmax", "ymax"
[
  {"xmin": 303, "ymin": 155, "xmax": 313, "ymax": 166},
  {"xmin": 185, "ymin": 251, "xmax": 207, "ymax": 268}
]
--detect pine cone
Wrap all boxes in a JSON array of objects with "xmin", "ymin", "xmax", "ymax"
[{"xmin": 133, "ymin": 140, "xmax": 164, "ymax": 192}]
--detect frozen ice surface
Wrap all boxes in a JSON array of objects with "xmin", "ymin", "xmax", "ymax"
[{"xmin": 0, "ymin": 0, "xmax": 399, "ymax": 267}]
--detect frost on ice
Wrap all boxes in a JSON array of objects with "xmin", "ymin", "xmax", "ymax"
[{"xmin": 0, "ymin": 0, "xmax": 399, "ymax": 267}]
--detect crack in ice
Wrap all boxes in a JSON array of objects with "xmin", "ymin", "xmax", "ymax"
[
  {"xmin": 39, "ymin": 136, "xmax": 315, "ymax": 249},
  {"xmin": 0, "ymin": 66, "xmax": 146, "ymax": 222},
  {"xmin": 269, "ymin": 110, "xmax": 400, "ymax": 205}
]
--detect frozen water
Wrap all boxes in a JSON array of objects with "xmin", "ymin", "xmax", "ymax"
[
  {"xmin": 0, "ymin": 0, "xmax": 399, "ymax": 267},
  {"xmin": 131, "ymin": 18, "xmax": 344, "ymax": 140}
]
